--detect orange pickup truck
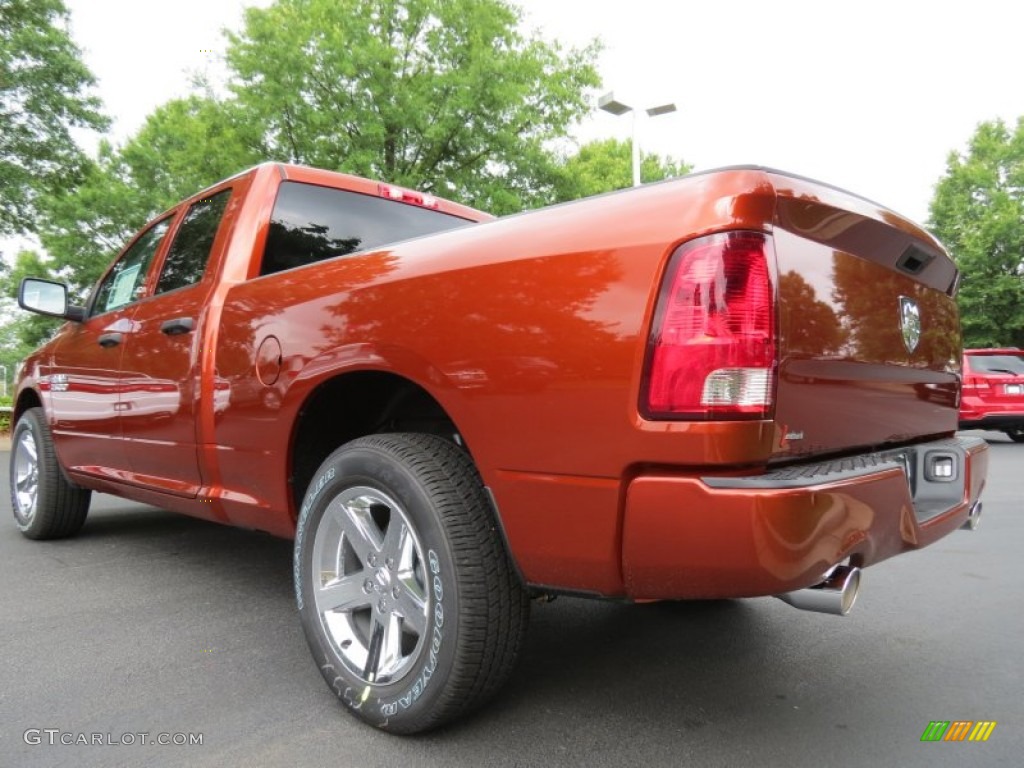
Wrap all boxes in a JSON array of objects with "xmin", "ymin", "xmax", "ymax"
[{"xmin": 9, "ymin": 163, "xmax": 987, "ymax": 733}]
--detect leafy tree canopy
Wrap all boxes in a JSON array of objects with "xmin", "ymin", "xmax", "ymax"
[
  {"xmin": 0, "ymin": 0, "xmax": 107, "ymax": 236},
  {"xmin": 225, "ymin": 0, "xmax": 600, "ymax": 214},
  {"xmin": 0, "ymin": 249, "xmax": 61, "ymax": 377},
  {"xmin": 37, "ymin": 96, "xmax": 262, "ymax": 294},
  {"xmin": 551, "ymin": 138, "xmax": 689, "ymax": 202},
  {"xmin": 29, "ymin": 0, "xmax": 602, "ymax": 299},
  {"xmin": 929, "ymin": 117, "xmax": 1024, "ymax": 348}
]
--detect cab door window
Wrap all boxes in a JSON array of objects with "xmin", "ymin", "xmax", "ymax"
[
  {"xmin": 155, "ymin": 190, "xmax": 232, "ymax": 294},
  {"xmin": 90, "ymin": 217, "xmax": 172, "ymax": 315}
]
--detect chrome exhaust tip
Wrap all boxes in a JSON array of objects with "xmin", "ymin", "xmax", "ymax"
[
  {"xmin": 961, "ymin": 501, "xmax": 982, "ymax": 531},
  {"xmin": 775, "ymin": 565, "xmax": 861, "ymax": 617}
]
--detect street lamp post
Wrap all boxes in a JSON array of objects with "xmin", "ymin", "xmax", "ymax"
[{"xmin": 598, "ymin": 92, "xmax": 677, "ymax": 187}]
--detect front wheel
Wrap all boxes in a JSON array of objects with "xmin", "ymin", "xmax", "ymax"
[
  {"xmin": 1005, "ymin": 428, "xmax": 1024, "ymax": 443},
  {"xmin": 294, "ymin": 433, "xmax": 529, "ymax": 734},
  {"xmin": 9, "ymin": 407, "xmax": 91, "ymax": 539}
]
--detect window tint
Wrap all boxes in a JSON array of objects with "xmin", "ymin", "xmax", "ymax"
[
  {"xmin": 260, "ymin": 182, "xmax": 471, "ymax": 276},
  {"xmin": 92, "ymin": 218, "xmax": 172, "ymax": 315},
  {"xmin": 156, "ymin": 189, "xmax": 232, "ymax": 294}
]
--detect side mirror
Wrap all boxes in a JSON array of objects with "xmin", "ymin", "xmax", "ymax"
[{"xmin": 18, "ymin": 277, "xmax": 85, "ymax": 322}]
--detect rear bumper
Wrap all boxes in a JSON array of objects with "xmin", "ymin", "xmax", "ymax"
[
  {"xmin": 621, "ymin": 436, "xmax": 989, "ymax": 600},
  {"xmin": 958, "ymin": 411, "xmax": 1024, "ymax": 431},
  {"xmin": 959, "ymin": 395, "xmax": 1024, "ymax": 430}
]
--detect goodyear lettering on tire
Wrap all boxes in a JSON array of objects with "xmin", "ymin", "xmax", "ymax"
[
  {"xmin": 380, "ymin": 548, "xmax": 443, "ymax": 717},
  {"xmin": 294, "ymin": 467, "xmax": 336, "ymax": 609}
]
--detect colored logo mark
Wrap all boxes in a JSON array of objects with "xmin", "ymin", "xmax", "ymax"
[{"xmin": 921, "ymin": 721, "xmax": 997, "ymax": 742}]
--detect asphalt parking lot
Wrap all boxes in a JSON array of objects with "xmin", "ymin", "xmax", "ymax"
[{"xmin": 1, "ymin": 432, "xmax": 1021, "ymax": 768}]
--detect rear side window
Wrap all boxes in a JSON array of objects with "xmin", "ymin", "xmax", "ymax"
[
  {"xmin": 91, "ymin": 217, "xmax": 172, "ymax": 315},
  {"xmin": 156, "ymin": 189, "xmax": 232, "ymax": 294},
  {"xmin": 260, "ymin": 182, "xmax": 471, "ymax": 276},
  {"xmin": 968, "ymin": 354, "xmax": 1024, "ymax": 375}
]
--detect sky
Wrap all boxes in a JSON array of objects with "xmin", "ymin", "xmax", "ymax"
[{"xmin": 40, "ymin": 0, "xmax": 1024, "ymax": 226}]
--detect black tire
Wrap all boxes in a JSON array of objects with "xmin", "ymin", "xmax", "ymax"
[
  {"xmin": 9, "ymin": 407, "xmax": 91, "ymax": 539},
  {"xmin": 294, "ymin": 433, "xmax": 529, "ymax": 734},
  {"xmin": 1005, "ymin": 428, "xmax": 1024, "ymax": 443}
]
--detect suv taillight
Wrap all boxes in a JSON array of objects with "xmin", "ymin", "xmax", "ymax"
[{"xmin": 641, "ymin": 231, "xmax": 777, "ymax": 420}]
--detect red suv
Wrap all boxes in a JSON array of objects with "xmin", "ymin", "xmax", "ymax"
[{"xmin": 960, "ymin": 348, "xmax": 1024, "ymax": 442}]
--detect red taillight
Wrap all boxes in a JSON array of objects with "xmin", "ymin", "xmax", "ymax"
[
  {"xmin": 642, "ymin": 231, "xmax": 777, "ymax": 420},
  {"xmin": 962, "ymin": 376, "xmax": 986, "ymax": 392},
  {"xmin": 377, "ymin": 183, "xmax": 439, "ymax": 209}
]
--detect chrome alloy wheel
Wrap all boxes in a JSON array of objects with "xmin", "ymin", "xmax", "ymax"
[
  {"xmin": 12, "ymin": 428, "xmax": 40, "ymax": 524},
  {"xmin": 311, "ymin": 485, "xmax": 430, "ymax": 685}
]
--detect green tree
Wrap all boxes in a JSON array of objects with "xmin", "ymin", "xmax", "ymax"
[
  {"xmin": 929, "ymin": 118, "xmax": 1024, "ymax": 348},
  {"xmin": 37, "ymin": 96, "xmax": 262, "ymax": 295},
  {"xmin": 551, "ymin": 137, "xmax": 689, "ymax": 202},
  {"xmin": 115, "ymin": 95, "xmax": 263, "ymax": 207},
  {"xmin": 0, "ymin": 0, "xmax": 108, "ymax": 235},
  {"xmin": 0, "ymin": 249, "xmax": 61, "ymax": 383},
  {"xmin": 26, "ymin": 0, "xmax": 601, "ymax": 300},
  {"xmin": 225, "ymin": 0, "xmax": 600, "ymax": 214}
]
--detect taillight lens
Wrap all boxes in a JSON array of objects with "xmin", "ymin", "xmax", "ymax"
[
  {"xmin": 965, "ymin": 376, "xmax": 989, "ymax": 391},
  {"xmin": 642, "ymin": 231, "xmax": 777, "ymax": 420}
]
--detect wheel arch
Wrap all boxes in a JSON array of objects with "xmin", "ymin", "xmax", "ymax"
[
  {"xmin": 14, "ymin": 387, "xmax": 42, "ymax": 425},
  {"xmin": 287, "ymin": 370, "xmax": 469, "ymax": 521}
]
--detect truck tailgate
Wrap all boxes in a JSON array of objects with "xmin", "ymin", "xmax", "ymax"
[{"xmin": 768, "ymin": 173, "xmax": 961, "ymax": 460}]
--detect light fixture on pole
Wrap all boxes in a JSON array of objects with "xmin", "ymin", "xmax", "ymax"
[{"xmin": 598, "ymin": 92, "xmax": 677, "ymax": 187}]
